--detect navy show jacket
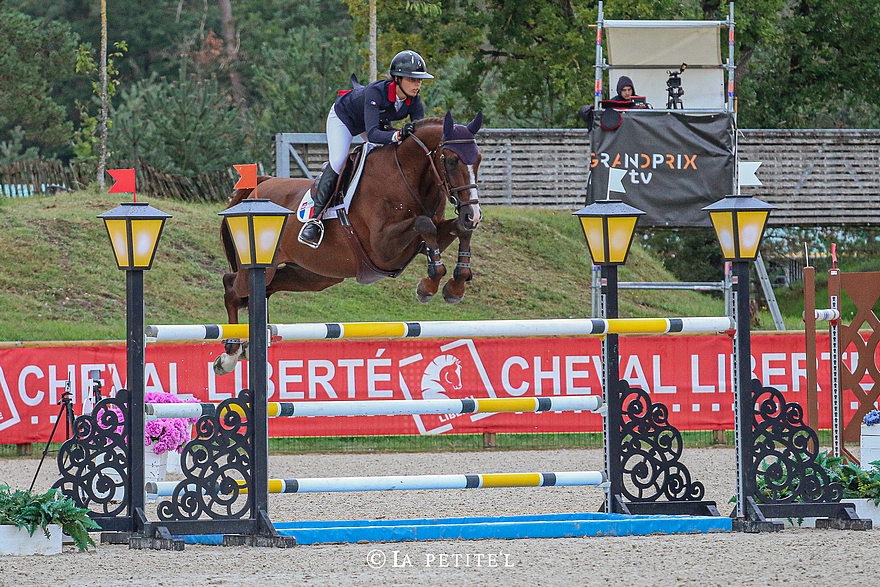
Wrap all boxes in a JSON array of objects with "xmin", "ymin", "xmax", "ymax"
[{"xmin": 333, "ymin": 78, "xmax": 425, "ymax": 144}]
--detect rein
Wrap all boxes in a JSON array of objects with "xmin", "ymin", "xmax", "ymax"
[{"xmin": 394, "ymin": 133, "xmax": 479, "ymax": 216}]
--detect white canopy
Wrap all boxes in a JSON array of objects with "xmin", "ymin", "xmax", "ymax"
[{"xmin": 604, "ymin": 22, "xmax": 726, "ymax": 109}]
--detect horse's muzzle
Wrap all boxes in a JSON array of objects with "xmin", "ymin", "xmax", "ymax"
[{"xmin": 460, "ymin": 203, "xmax": 482, "ymax": 230}]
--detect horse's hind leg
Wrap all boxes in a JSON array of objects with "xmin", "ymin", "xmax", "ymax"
[
  {"xmin": 413, "ymin": 216, "xmax": 447, "ymax": 303},
  {"xmin": 214, "ymin": 271, "xmax": 248, "ymax": 376}
]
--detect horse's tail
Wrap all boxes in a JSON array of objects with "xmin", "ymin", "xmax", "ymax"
[{"xmin": 221, "ymin": 176, "xmax": 274, "ymax": 272}]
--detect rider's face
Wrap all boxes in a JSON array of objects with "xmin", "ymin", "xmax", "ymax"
[
  {"xmin": 620, "ymin": 86, "xmax": 634, "ymax": 99},
  {"xmin": 397, "ymin": 77, "xmax": 423, "ymax": 98}
]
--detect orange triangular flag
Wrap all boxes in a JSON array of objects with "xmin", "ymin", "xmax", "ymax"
[
  {"xmin": 234, "ymin": 164, "xmax": 258, "ymax": 190},
  {"xmin": 107, "ymin": 168, "xmax": 137, "ymax": 200}
]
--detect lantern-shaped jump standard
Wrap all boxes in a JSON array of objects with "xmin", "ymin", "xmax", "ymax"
[
  {"xmin": 99, "ymin": 202, "xmax": 170, "ymax": 270},
  {"xmin": 218, "ymin": 198, "xmax": 291, "ymax": 529},
  {"xmin": 703, "ymin": 194, "xmax": 773, "ymax": 520},
  {"xmin": 573, "ymin": 199, "xmax": 643, "ymax": 513},
  {"xmin": 574, "ymin": 199, "xmax": 644, "ymax": 265},
  {"xmin": 220, "ymin": 198, "xmax": 291, "ymax": 268},
  {"xmin": 98, "ymin": 201, "xmax": 170, "ymax": 534}
]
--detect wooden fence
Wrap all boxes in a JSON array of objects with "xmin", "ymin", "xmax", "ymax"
[
  {"xmin": 0, "ymin": 160, "xmax": 235, "ymax": 203},
  {"xmin": 278, "ymin": 128, "xmax": 880, "ymax": 227},
  {"xmin": 6, "ymin": 130, "xmax": 880, "ymax": 226},
  {"xmin": 736, "ymin": 130, "xmax": 880, "ymax": 226}
]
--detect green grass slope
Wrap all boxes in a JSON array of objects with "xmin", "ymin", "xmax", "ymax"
[{"xmin": 0, "ymin": 189, "xmax": 727, "ymax": 342}]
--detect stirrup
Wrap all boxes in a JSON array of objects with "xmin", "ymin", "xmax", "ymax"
[{"xmin": 298, "ymin": 219, "xmax": 325, "ymax": 249}]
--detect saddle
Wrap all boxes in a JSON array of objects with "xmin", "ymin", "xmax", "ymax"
[{"xmin": 310, "ymin": 145, "xmax": 366, "ymax": 209}]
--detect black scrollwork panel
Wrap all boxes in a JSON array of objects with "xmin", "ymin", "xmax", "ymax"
[
  {"xmin": 749, "ymin": 379, "xmax": 843, "ymax": 503},
  {"xmin": 53, "ymin": 390, "xmax": 129, "ymax": 516},
  {"xmin": 157, "ymin": 389, "xmax": 253, "ymax": 521},
  {"xmin": 619, "ymin": 381, "xmax": 705, "ymax": 502}
]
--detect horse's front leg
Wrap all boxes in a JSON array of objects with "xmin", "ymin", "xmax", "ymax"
[
  {"xmin": 441, "ymin": 229, "xmax": 474, "ymax": 305},
  {"xmin": 213, "ymin": 270, "xmax": 251, "ymax": 376},
  {"xmin": 413, "ymin": 216, "xmax": 447, "ymax": 303},
  {"xmin": 431, "ymin": 218, "xmax": 474, "ymax": 305}
]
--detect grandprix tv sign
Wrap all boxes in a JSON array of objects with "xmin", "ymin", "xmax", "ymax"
[{"xmin": 589, "ymin": 111, "xmax": 735, "ymax": 227}]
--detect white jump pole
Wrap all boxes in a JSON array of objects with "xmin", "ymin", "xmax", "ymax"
[
  {"xmin": 147, "ymin": 470, "xmax": 607, "ymax": 496},
  {"xmin": 146, "ymin": 396, "xmax": 605, "ymax": 420},
  {"xmin": 145, "ymin": 316, "xmax": 734, "ymax": 342}
]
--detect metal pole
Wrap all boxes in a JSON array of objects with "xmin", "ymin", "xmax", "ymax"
[
  {"xmin": 594, "ymin": 1, "xmax": 605, "ymax": 110},
  {"xmin": 248, "ymin": 266, "xmax": 270, "ymax": 525},
  {"xmin": 126, "ymin": 270, "xmax": 146, "ymax": 530},
  {"xmin": 727, "ymin": 1, "xmax": 735, "ymax": 113},
  {"xmin": 828, "ymin": 266, "xmax": 841, "ymax": 457},
  {"xmin": 732, "ymin": 259, "xmax": 755, "ymax": 517},
  {"xmin": 602, "ymin": 264, "xmax": 623, "ymax": 513},
  {"xmin": 803, "ymin": 266, "xmax": 819, "ymax": 433}
]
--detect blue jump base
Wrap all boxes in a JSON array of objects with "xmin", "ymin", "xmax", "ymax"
[{"xmin": 182, "ymin": 512, "xmax": 731, "ymax": 545}]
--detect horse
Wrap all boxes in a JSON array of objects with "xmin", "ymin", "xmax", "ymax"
[{"xmin": 214, "ymin": 111, "xmax": 483, "ymax": 375}]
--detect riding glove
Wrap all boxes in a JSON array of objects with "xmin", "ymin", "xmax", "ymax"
[
  {"xmin": 401, "ymin": 122, "xmax": 415, "ymax": 140},
  {"xmin": 394, "ymin": 122, "xmax": 416, "ymax": 143}
]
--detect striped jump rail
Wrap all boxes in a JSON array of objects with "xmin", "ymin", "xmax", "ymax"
[
  {"xmin": 803, "ymin": 309, "xmax": 841, "ymax": 322},
  {"xmin": 145, "ymin": 316, "xmax": 735, "ymax": 342},
  {"xmin": 145, "ymin": 396, "xmax": 604, "ymax": 420},
  {"xmin": 146, "ymin": 470, "xmax": 607, "ymax": 496}
]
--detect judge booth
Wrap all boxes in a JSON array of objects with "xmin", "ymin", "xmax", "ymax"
[
  {"xmin": 588, "ymin": 2, "xmax": 783, "ymax": 328},
  {"xmin": 589, "ymin": 3, "xmax": 736, "ymax": 224}
]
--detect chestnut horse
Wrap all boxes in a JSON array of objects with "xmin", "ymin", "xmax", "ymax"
[{"xmin": 214, "ymin": 111, "xmax": 483, "ymax": 375}]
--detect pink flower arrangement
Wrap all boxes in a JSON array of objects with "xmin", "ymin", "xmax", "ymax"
[{"xmin": 144, "ymin": 392, "xmax": 199, "ymax": 455}]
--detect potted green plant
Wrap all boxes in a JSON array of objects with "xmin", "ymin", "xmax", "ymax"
[
  {"xmin": 817, "ymin": 451, "xmax": 880, "ymax": 524},
  {"xmin": 0, "ymin": 484, "xmax": 99, "ymax": 554},
  {"xmin": 861, "ymin": 409, "xmax": 880, "ymax": 471}
]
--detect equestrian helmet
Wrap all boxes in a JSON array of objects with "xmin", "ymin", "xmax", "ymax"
[{"xmin": 389, "ymin": 50, "xmax": 434, "ymax": 79}]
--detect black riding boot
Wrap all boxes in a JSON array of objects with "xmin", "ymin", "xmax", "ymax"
[{"xmin": 298, "ymin": 167, "xmax": 339, "ymax": 248}]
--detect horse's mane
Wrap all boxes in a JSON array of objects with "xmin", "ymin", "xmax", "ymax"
[{"xmin": 413, "ymin": 117, "xmax": 443, "ymax": 129}]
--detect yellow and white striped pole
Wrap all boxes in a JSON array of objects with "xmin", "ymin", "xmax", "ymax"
[
  {"xmin": 146, "ymin": 316, "xmax": 734, "ymax": 342},
  {"xmin": 145, "ymin": 396, "xmax": 604, "ymax": 420}
]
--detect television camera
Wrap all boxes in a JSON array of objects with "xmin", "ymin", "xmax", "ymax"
[{"xmin": 666, "ymin": 63, "xmax": 687, "ymax": 109}]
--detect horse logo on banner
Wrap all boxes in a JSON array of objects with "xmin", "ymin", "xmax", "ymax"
[
  {"xmin": 399, "ymin": 340, "xmax": 496, "ymax": 434},
  {"xmin": 420, "ymin": 355, "xmax": 463, "ymax": 400}
]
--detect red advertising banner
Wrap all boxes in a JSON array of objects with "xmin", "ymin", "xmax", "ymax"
[{"xmin": 0, "ymin": 333, "xmax": 867, "ymax": 444}]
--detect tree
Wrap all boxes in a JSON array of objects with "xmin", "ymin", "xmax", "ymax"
[
  {"xmin": 0, "ymin": 8, "xmax": 79, "ymax": 155},
  {"xmin": 250, "ymin": 26, "xmax": 361, "ymax": 134},
  {"xmin": 750, "ymin": 0, "xmax": 880, "ymax": 128},
  {"xmin": 109, "ymin": 74, "xmax": 257, "ymax": 175}
]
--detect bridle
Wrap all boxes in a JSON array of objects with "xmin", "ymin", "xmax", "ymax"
[{"xmin": 393, "ymin": 132, "xmax": 479, "ymax": 217}]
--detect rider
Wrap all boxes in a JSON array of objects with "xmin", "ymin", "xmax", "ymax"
[{"xmin": 298, "ymin": 50, "xmax": 434, "ymax": 248}]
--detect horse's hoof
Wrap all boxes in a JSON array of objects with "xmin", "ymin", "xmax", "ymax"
[
  {"xmin": 214, "ymin": 353, "xmax": 232, "ymax": 375},
  {"xmin": 416, "ymin": 281, "xmax": 435, "ymax": 304},
  {"xmin": 442, "ymin": 281, "xmax": 464, "ymax": 305},
  {"xmin": 241, "ymin": 341, "xmax": 250, "ymax": 361}
]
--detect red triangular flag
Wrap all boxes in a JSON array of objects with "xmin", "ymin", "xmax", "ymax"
[
  {"xmin": 107, "ymin": 168, "xmax": 137, "ymax": 197},
  {"xmin": 234, "ymin": 164, "xmax": 258, "ymax": 190}
]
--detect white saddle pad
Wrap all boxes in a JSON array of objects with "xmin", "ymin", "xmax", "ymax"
[{"xmin": 296, "ymin": 142, "xmax": 377, "ymax": 223}]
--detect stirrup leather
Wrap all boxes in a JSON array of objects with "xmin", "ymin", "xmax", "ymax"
[{"xmin": 298, "ymin": 219, "xmax": 325, "ymax": 249}]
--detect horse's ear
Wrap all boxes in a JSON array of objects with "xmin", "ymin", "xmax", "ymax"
[
  {"xmin": 443, "ymin": 110, "xmax": 455, "ymax": 137},
  {"xmin": 466, "ymin": 111, "xmax": 483, "ymax": 135}
]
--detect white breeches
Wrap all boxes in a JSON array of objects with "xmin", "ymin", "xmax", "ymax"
[{"xmin": 326, "ymin": 106, "xmax": 367, "ymax": 174}]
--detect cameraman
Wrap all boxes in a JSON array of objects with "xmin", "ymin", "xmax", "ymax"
[{"xmin": 611, "ymin": 76, "xmax": 635, "ymax": 101}]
